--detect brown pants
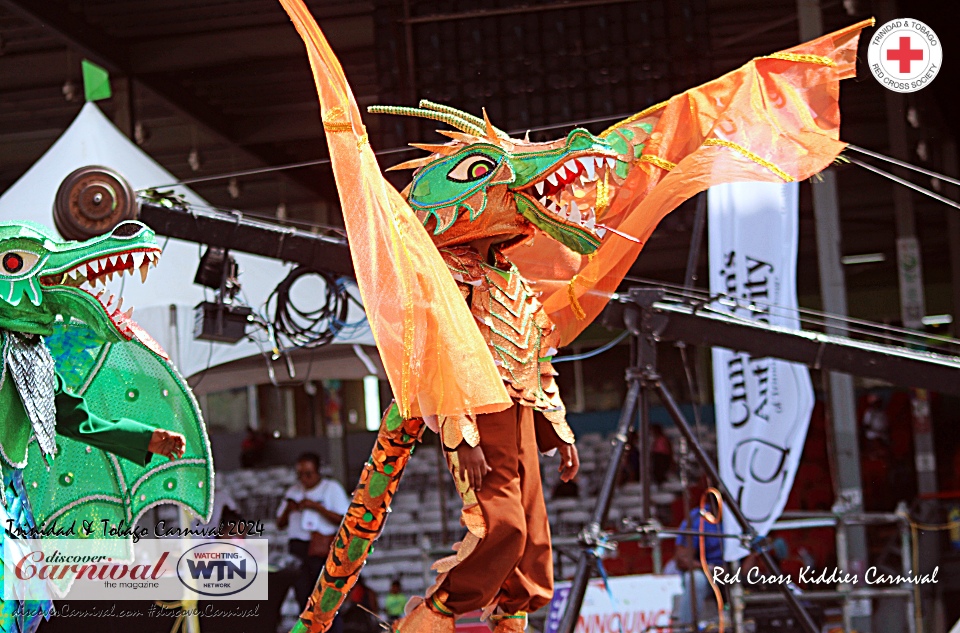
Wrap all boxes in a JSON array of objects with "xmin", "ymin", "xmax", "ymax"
[{"xmin": 439, "ymin": 404, "xmax": 554, "ymax": 614}]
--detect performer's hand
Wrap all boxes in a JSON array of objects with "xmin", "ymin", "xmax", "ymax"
[
  {"xmin": 148, "ymin": 429, "xmax": 186, "ymax": 460},
  {"xmin": 456, "ymin": 444, "xmax": 491, "ymax": 491},
  {"xmin": 558, "ymin": 443, "xmax": 579, "ymax": 482}
]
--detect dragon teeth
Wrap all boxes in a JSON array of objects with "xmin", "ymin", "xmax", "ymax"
[
  {"xmin": 578, "ymin": 157, "xmax": 597, "ymax": 181},
  {"xmin": 556, "ymin": 165, "xmax": 568, "ymax": 180},
  {"xmin": 564, "ymin": 159, "xmax": 578, "ymax": 174},
  {"xmin": 132, "ymin": 252, "xmax": 145, "ymax": 268},
  {"xmin": 585, "ymin": 213, "xmax": 596, "ymax": 231},
  {"xmin": 568, "ymin": 203, "xmax": 581, "ymax": 224},
  {"xmin": 596, "ymin": 227, "xmax": 607, "ymax": 238},
  {"xmin": 535, "ymin": 181, "xmax": 545, "ymax": 196},
  {"xmin": 605, "ymin": 157, "xmax": 616, "ymax": 169},
  {"xmin": 140, "ymin": 262, "xmax": 149, "ymax": 283}
]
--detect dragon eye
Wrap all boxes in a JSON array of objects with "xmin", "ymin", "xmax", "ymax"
[
  {"xmin": 447, "ymin": 154, "xmax": 498, "ymax": 183},
  {"xmin": 0, "ymin": 251, "xmax": 38, "ymax": 275}
]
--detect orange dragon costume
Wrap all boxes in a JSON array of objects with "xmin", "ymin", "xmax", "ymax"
[{"xmin": 276, "ymin": 2, "xmax": 872, "ymax": 631}]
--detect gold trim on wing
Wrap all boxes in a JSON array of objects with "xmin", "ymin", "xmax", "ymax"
[
  {"xmin": 703, "ymin": 138, "xmax": 795, "ymax": 182},
  {"xmin": 599, "ymin": 100, "xmax": 668, "ymax": 138},
  {"xmin": 638, "ymin": 154, "xmax": 677, "ymax": 172},
  {"xmin": 759, "ymin": 52, "xmax": 836, "ymax": 66}
]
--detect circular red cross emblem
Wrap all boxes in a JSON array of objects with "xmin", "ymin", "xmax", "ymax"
[{"xmin": 868, "ymin": 19, "xmax": 943, "ymax": 93}]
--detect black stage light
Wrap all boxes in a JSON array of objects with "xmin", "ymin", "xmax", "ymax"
[{"xmin": 194, "ymin": 301, "xmax": 253, "ymax": 344}]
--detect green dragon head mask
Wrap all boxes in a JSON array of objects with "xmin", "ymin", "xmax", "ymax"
[
  {"xmin": 0, "ymin": 221, "xmax": 160, "ymax": 340},
  {"xmin": 370, "ymin": 100, "xmax": 626, "ymax": 254}
]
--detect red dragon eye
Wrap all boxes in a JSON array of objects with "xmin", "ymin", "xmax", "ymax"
[{"xmin": 2, "ymin": 253, "xmax": 23, "ymax": 273}]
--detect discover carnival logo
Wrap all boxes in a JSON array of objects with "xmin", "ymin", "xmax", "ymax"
[{"xmin": 868, "ymin": 18, "xmax": 942, "ymax": 93}]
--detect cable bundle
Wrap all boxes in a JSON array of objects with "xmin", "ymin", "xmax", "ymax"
[{"xmin": 266, "ymin": 266, "xmax": 360, "ymax": 349}]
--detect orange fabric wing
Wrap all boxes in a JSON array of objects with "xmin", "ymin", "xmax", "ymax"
[
  {"xmin": 278, "ymin": 0, "xmax": 511, "ymax": 419},
  {"xmin": 508, "ymin": 19, "xmax": 872, "ymax": 345}
]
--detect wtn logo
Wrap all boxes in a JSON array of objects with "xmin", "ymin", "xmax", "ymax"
[
  {"xmin": 185, "ymin": 558, "xmax": 247, "ymax": 581},
  {"xmin": 177, "ymin": 542, "xmax": 258, "ymax": 597}
]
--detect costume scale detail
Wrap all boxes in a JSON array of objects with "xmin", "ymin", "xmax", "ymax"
[
  {"xmin": 0, "ymin": 221, "xmax": 214, "ymax": 632},
  {"xmin": 275, "ymin": 2, "xmax": 871, "ymax": 631}
]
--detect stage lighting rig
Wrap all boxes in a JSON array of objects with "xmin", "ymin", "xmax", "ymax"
[{"xmin": 193, "ymin": 246, "xmax": 251, "ymax": 344}]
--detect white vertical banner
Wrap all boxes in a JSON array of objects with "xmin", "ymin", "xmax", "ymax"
[{"xmin": 707, "ymin": 181, "xmax": 814, "ymax": 562}]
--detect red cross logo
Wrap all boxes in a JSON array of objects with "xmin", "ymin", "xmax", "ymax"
[{"xmin": 887, "ymin": 36, "xmax": 924, "ymax": 73}]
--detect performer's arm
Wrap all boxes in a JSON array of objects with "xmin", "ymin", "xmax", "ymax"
[
  {"xmin": 533, "ymin": 412, "xmax": 579, "ymax": 481},
  {"xmin": 54, "ymin": 375, "xmax": 184, "ymax": 466},
  {"xmin": 455, "ymin": 443, "xmax": 491, "ymax": 491}
]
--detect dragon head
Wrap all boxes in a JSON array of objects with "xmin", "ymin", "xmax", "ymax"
[
  {"xmin": 371, "ymin": 101, "xmax": 628, "ymax": 254},
  {"xmin": 0, "ymin": 221, "xmax": 160, "ymax": 341}
]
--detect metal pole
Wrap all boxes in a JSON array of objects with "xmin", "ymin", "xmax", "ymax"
[
  {"xmin": 557, "ymin": 376, "xmax": 643, "ymax": 633},
  {"xmin": 683, "ymin": 193, "xmax": 707, "ymax": 289},
  {"xmin": 653, "ymin": 380, "xmax": 820, "ymax": 633},
  {"xmin": 836, "ymin": 519, "xmax": 853, "ymax": 632}
]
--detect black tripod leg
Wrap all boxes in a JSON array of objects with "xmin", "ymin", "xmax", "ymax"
[
  {"xmin": 653, "ymin": 379, "xmax": 819, "ymax": 633},
  {"xmin": 557, "ymin": 376, "xmax": 643, "ymax": 633}
]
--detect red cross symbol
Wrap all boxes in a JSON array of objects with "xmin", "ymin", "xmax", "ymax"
[{"xmin": 887, "ymin": 36, "xmax": 924, "ymax": 73}]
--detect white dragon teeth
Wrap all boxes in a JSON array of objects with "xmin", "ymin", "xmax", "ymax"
[
  {"xmin": 605, "ymin": 157, "xmax": 616, "ymax": 169},
  {"xmin": 556, "ymin": 165, "xmax": 568, "ymax": 180},
  {"xmin": 564, "ymin": 159, "xmax": 578, "ymax": 174},
  {"xmin": 596, "ymin": 227, "xmax": 607, "ymax": 238},
  {"xmin": 108, "ymin": 255, "xmax": 118, "ymax": 267},
  {"xmin": 132, "ymin": 252, "xmax": 145, "ymax": 268},
  {"xmin": 546, "ymin": 173, "xmax": 558, "ymax": 187},
  {"xmin": 568, "ymin": 203, "xmax": 581, "ymax": 224},
  {"xmin": 535, "ymin": 181, "xmax": 545, "ymax": 196},
  {"xmin": 578, "ymin": 157, "xmax": 597, "ymax": 181},
  {"xmin": 585, "ymin": 214, "xmax": 596, "ymax": 231}
]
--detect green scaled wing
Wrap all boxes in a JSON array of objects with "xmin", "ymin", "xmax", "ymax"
[{"xmin": 25, "ymin": 320, "xmax": 214, "ymax": 540}]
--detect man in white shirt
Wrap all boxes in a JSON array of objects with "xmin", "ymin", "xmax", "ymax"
[{"xmin": 278, "ymin": 452, "xmax": 350, "ymax": 630}]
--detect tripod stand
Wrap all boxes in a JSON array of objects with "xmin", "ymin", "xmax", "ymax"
[{"xmin": 556, "ymin": 288, "xmax": 818, "ymax": 633}]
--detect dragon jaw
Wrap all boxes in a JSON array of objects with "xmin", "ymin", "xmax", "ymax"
[
  {"xmin": 512, "ymin": 149, "xmax": 621, "ymax": 251},
  {"xmin": 0, "ymin": 221, "xmax": 161, "ymax": 341},
  {"xmin": 399, "ymin": 123, "xmax": 623, "ymax": 255}
]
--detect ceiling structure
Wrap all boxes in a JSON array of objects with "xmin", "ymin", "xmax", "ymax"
[{"xmin": 0, "ymin": 0, "xmax": 955, "ymax": 329}]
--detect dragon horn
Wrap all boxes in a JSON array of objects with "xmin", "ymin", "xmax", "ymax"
[
  {"xmin": 419, "ymin": 100, "xmax": 511, "ymax": 140},
  {"xmin": 386, "ymin": 157, "xmax": 435, "ymax": 171},
  {"xmin": 409, "ymin": 142, "xmax": 459, "ymax": 156},
  {"xmin": 367, "ymin": 105, "xmax": 485, "ymax": 137},
  {"xmin": 481, "ymin": 108, "xmax": 500, "ymax": 144}
]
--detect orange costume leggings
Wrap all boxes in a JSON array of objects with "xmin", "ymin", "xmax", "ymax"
[{"xmin": 438, "ymin": 404, "xmax": 554, "ymax": 615}]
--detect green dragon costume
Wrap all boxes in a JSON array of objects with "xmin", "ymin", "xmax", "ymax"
[
  {"xmin": 0, "ymin": 220, "xmax": 213, "ymax": 632},
  {"xmin": 276, "ymin": 2, "xmax": 872, "ymax": 631}
]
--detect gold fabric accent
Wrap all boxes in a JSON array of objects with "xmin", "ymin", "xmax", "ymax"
[
  {"xmin": 703, "ymin": 138, "xmax": 795, "ymax": 182},
  {"xmin": 322, "ymin": 107, "xmax": 353, "ymax": 132},
  {"xmin": 424, "ymin": 455, "xmax": 488, "ymax": 607},
  {"xmin": 638, "ymin": 154, "xmax": 676, "ymax": 171},
  {"xmin": 599, "ymin": 100, "xmax": 668, "ymax": 138},
  {"xmin": 439, "ymin": 415, "xmax": 480, "ymax": 448},
  {"xmin": 356, "ymin": 132, "xmax": 369, "ymax": 149},
  {"xmin": 490, "ymin": 611, "xmax": 529, "ymax": 633},
  {"xmin": 439, "ymin": 417, "xmax": 464, "ymax": 449},
  {"xmin": 394, "ymin": 598, "xmax": 454, "ymax": 633},
  {"xmin": 760, "ymin": 52, "xmax": 836, "ymax": 66},
  {"xmin": 459, "ymin": 416, "xmax": 480, "ymax": 447},
  {"xmin": 567, "ymin": 275, "xmax": 586, "ymax": 321},
  {"xmin": 595, "ymin": 171, "xmax": 610, "ymax": 218}
]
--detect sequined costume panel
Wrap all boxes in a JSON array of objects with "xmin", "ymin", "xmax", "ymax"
[
  {"xmin": 0, "ymin": 469, "xmax": 52, "ymax": 633},
  {"xmin": 439, "ymin": 247, "xmax": 574, "ymax": 445}
]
